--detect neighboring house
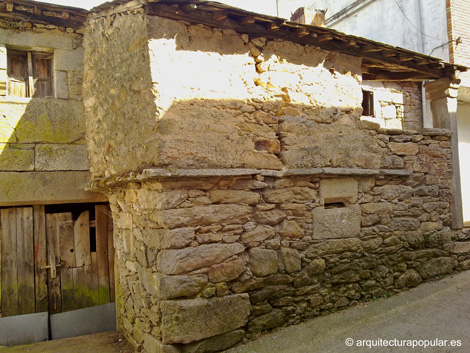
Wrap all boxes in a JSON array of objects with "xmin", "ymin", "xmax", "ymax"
[
  {"xmin": 2, "ymin": 0, "xmax": 470, "ymax": 352},
  {"xmin": 296, "ymin": 0, "xmax": 470, "ymax": 225},
  {"xmin": 0, "ymin": 0, "xmax": 113, "ymax": 346}
]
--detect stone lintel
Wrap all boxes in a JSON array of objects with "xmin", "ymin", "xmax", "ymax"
[
  {"xmin": 0, "ymin": 171, "xmax": 107, "ymax": 206},
  {"xmin": 320, "ymin": 177, "xmax": 358, "ymax": 205}
]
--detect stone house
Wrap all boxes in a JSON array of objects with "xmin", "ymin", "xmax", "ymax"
[
  {"xmin": 294, "ymin": 0, "xmax": 470, "ymax": 226},
  {"xmin": 2, "ymin": 0, "xmax": 470, "ymax": 352},
  {"xmin": 0, "ymin": 0, "xmax": 113, "ymax": 346}
]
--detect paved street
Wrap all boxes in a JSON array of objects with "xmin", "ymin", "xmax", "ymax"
[{"xmin": 227, "ymin": 270, "xmax": 470, "ymax": 353}]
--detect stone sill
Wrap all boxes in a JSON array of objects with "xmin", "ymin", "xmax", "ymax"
[{"xmin": 89, "ymin": 167, "xmax": 412, "ymax": 189}]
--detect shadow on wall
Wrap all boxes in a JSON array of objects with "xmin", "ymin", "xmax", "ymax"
[
  {"xmin": 80, "ymin": 13, "xmax": 461, "ymax": 351},
  {"xmin": 83, "ymin": 13, "xmax": 429, "ymax": 182},
  {"xmin": 90, "ymin": 97, "xmax": 396, "ymax": 177},
  {"xmin": 0, "ymin": 97, "xmax": 100, "ymax": 206}
]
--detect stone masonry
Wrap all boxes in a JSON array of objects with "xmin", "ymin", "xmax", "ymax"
[
  {"xmin": 361, "ymin": 81, "xmax": 423, "ymax": 130},
  {"xmin": 84, "ymin": 7, "xmax": 470, "ymax": 353},
  {"xmin": 0, "ymin": 13, "xmax": 106, "ymax": 206}
]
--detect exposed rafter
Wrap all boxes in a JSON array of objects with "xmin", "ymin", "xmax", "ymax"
[
  {"xmin": 0, "ymin": 0, "xmax": 87, "ymax": 29},
  {"xmin": 139, "ymin": 0, "xmax": 466, "ymax": 81}
]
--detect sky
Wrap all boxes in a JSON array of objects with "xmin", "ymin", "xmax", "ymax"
[{"xmin": 38, "ymin": 0, "xmax": 316, "ymax": 18}]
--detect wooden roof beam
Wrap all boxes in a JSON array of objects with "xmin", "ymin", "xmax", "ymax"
[
  {"xmin": 211, "ymin": 10, "xmax": 227, "ymax": 21},
  {"xmin": 181, "ymin": 3, "xmax": 198, "ymax": 12},
  {"xmin": 318, "ymin": 33, "xmax": 335, "ymax": 42},
  {"xmin": 363, "ymin": 69, "xmax": 432, "ymax": 81},
  {"xmin": 294, "ymin": 27, "xmax": 309, "ymax": 37},
  {"xmin": 145, "ymin": 3, "xmax": 459, "ymax": 80},
  {"xmin": 240, "ymin": 15, "xmax": 255, "ymax": 25},
  {"xmin": 361, "ymin": 45, "xmax": 382, "ymax": 53},
  {"xmin": 267, "ymin": 21, "xmax": 280, "ymax": 31}
]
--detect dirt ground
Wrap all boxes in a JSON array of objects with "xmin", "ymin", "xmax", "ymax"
[{"xmin": 0, "ymin": 332, "xmax": 134, "ymax": 353}]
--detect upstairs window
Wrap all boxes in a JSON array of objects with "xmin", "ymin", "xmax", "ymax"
[
  {"xmin": 7, "ymin": 50, "xmax": 53, "ymax": 98},
  {"xmin": 362, "ymin": 89, "xmax": 374, "ymax": 117}
]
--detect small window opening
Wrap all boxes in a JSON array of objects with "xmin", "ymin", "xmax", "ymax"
[
  {"xmin": 7, "ymin": 49, "xmax": 53, "ymax": 98},
  {"xmin": 324, "ymin": 202, "xmax": 346, "ymax": 209},
  {"xmin": 362, "ymin": 89, "xmax": 374, "ymax": 116}
]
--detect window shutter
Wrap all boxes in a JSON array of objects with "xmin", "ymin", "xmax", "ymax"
[
  {"xmin": 32, "ymin": 53, "xmax": 53, "ymax": 98},
  {"xmin": 7, "ymin": 51, "xmax": 28, "ymax": 97}
]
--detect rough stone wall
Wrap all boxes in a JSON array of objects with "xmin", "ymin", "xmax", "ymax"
[
  {"xmin": 84, "ymin": 11, "xmax": 469, "ymax": 353},
  {"xmin": 0, "ymin": 22, "xmax": 105, "ymax": 205},
  {"xmin": 84, "ymin": 14, "xmax": 363, "ymax": 179},
  {"xmin": 361, "ymin": 81, "xmax": 423, "ymax": 130},
  {"xmin": 108, "ymin": 127, "xmax": 470, "ymax": 352}
]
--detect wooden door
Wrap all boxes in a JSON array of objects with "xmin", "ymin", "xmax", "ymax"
[
  {"xmin": 0, "ymin": 204, "xmax": 114, "ymax": 318},
  {"xmin": 45, "ymin": 205, "xmax": 115, "ymax": 314}
]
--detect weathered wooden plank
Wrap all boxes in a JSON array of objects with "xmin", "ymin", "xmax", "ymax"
[
  {"xmin": 73, "ymin": 266, "xmax": 87, "ymax": 310},
  {"xmin": 95, "ymin": 205, "xmax": 110, "ymax": 305},
  {"xmin": 33, "ymin": 205, "xmax": 48, "ymax": 313},
  {"xmin": 58, "ymin": 219, "xmax": 75, "ymax": 268},
  {"xmin": 86, "ymin": 253, "xmax": 99, "ymax": 307},
  {"xmin": 17, "ymin": 207, "xmax": 35, "ymax": 315},
  {"xmin": 46, "ymin": 213, "xmax": 62, "ymax": 314},
  {"xmin": 7, "ymin": 51, "xmax": 28, "ymax": 97},
  {"xmin": 107, "ymin": 206, "xmax": 115, "ymax": 302},
  {"xmin": 61, "ymin": 268, "xmax": 74, "ymax": 311},
  {"xmin": 27, "ymin": 51, "xmax": 34, "ymax": 97},
  {"xmin": 1, "ymin": 208, "xmax": 18, "ymax": 317},
  {"xmin": 74, "ymin": 211, "xmax": 91, "ymax": 267},
  {"xmin": 51, "ymin": 213, "xmax": 72, "ymax": 314},
  {"xmin": 57, "ymin": 213, "xmax": 76, "ymax": 312}
]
